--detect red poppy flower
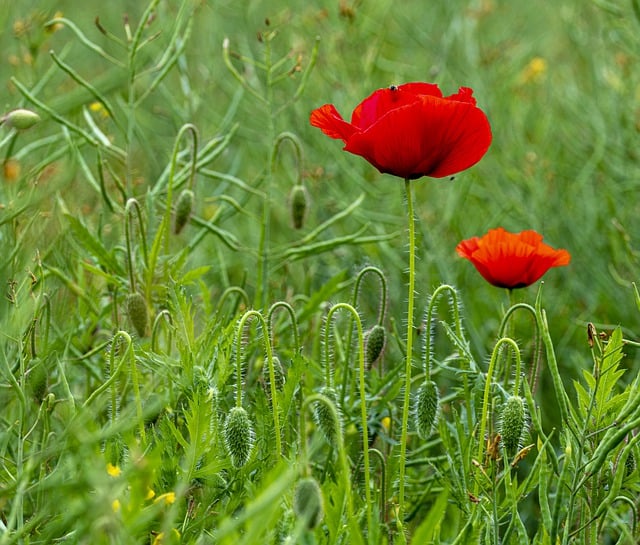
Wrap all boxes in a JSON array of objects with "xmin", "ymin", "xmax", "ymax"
[
  {"xmin": 310, "ymin": 82, "xmax": 492, "ymax": 180},
  {"xmin": 456, "ymin": 228, "xmax": 571, "ymax": 289}
]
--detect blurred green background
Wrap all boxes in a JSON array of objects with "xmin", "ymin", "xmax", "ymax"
[{"xmin": 1, "ymin": 0, "xmax": 639, "ymax": 392}]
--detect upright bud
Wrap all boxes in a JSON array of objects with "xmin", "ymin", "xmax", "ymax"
[
  {"xmin": 1, "ymin": 108, "xmax": 41, "ymax": 130},
  {"xmin": 126, "ymin": 292, "xmax": 148, "ymax": 338},
  {"xmin": 499, "ymin": 395, "xmax": 528, "ymax": 455},
  {"xmin": 174, "ymin": 189, "xmax": 194, "ymax": 234},
  {"xmin": 365, "ymin": 325, "xmax": 386, "ymax": 367},
  {"xmin": 289, "ymin": 184, "xmax": 309, "ymax": 229},
  {"xmin": 414, "ymin": 380, "xmax": 439, "ymax": 439},
  {"xmin": 223, "ymin": 406, "xmax": 254, "ymax": 468},
  {"xmin": 293, "ymin": 477, "xmax": 324, "ymax": 530}
]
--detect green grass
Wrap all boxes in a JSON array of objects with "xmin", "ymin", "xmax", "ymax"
[{"xmin": 1, "ymin": 0, "xmax": 640, "ymax": 543}]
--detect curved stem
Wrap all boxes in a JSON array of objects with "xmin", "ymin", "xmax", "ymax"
[
  {"xmin": 271, "ymin": 131, "xmax": 303, "ymax": 186},
  {"xmin": 235, "ymin": 310, "xmax": 282, "ymax": 459},
  {"xmin": 124, "ymin": 197, "xmax": 148, "ymax": 288},
  {"xmin": 302, "ymin": 393, "xmax": 353, "ymax": 523},
  {"xmin": 164, "ymin": 123, "xmax": 199, "ymax": 255},
  {"xmin": 423, "ymin": 284, "xmax": 462, "ymax": 381},
  {"xmin": 398, "ymin": 178, "xmax": 416, "ymax": 523},
  {"xmin": 476, "ymin": 336, "xmax": 520, "ymax": 489},
  {"xmin": 323, "ymin": 302, "xmax": 372, "ymax": 534},
  {"xmin": 215, "ymin": 286, "xmax": 250, "ymax": 319},
  {"xmin": 267, "ymin": 300, "xmax": 301, "ymax": 355},
  {"xmin": 151, "ymin": 309, "xmax": 173, "ymax": 354},
  {"xmin": 340, "ymin": 265, "xmax": 388, "ymax": 406}
]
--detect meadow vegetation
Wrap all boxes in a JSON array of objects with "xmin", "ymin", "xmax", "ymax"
[{"xmin": 1, "ymin": 0, "xmax": 640, "ymax": 543}]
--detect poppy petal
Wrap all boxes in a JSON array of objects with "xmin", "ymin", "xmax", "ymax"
[
  {"xmin": 457, "ymin": 228, "xmax": 571, "ymax": 289},
  {"xmin": 309, "ymin": 104, "xmax": 358, "ymax": 142},
  {"xmin": 350, "ymin": 83, "xmax": 443, "ymax": 131},
  {"xmin": 345, "ymin": 95, "xmax": 492, "ymax": 179}
]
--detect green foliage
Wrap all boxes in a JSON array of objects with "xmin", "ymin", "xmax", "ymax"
[{"xmin": 2, "ymin": 0, "xmax": 640, "ymax": 543}]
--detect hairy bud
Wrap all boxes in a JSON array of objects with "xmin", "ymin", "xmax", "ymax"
[
  {"xmin": 499, "ymin": 395, "xmax": 528, "ymax": 455},
  {"xmin": 312, "ymin": 387, "xmax": 342, "ymax": 447},
  {"xmin": 223, "ymin": 406, "xmax": 255, "ymax": 468},
  {"xmin": 174, "ymin": 189, "xmax": 194, "ymax": 234},
  {"xmin": 365, "ymin": 325, "xmax": 386, "ymax": 367},
  {"xmin": 289, "ymin": 184, "xmax": 309, "ymax": 229},
  {"xmin": 414, "ymin": 381, "xmax": 439, "ymax": 439},
  {"xmin": 293, "ymin": 477, "xmax": 324, "ymax": 530},
  {"xmin": 126, "ymin": 292, "xmax": 148, "ymax": 338}
]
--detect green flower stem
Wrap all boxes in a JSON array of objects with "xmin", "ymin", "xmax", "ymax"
[
  {"xmin": 235, "ymin": 310, "xmax": 282, "ymax": 459},
  {"xmin": 424, "ymin": 284, "xmax": 473, "ymax": 431},
  {"xmin": 302, "ymin": 393, "xmax": 354, "ymax": 527},
  {"xmin": 124, "ymin": 197, "xmax": 148, "ymax": 290},
  {"xmin": 151, "ymin": 309, "xmax": 173, "ymax": 354},
  {"xmin": 267, "ymin": 300, "xmax": 301, "ymax": 355},
  {"xmin": 163, "ymin": 123, "xmax": 198, "ymax": 255},
  {"xmin": 497, "ymin": 302, "xmax": 540, "ymax": 389},
  {"xmin": 534, "ymin": 285, "xmax": 574, "ymax": 434},
  {"xmin": 215, "ymin": 287, "xmax": 250, "ymax": 319},
  {"xmin": 340, "ymin": 266, "xmax": 388, "ymax": 404},
  {"xmin": 324, "ymin": 302, "xmax": 372, "ymax": 535},
  {"xmin": 475, "ymin": 336, "xmax": 520, "ymax": 494},
  {"xmin": 398, "ymin": 178, "xmax": 416, "ymax": 524}
]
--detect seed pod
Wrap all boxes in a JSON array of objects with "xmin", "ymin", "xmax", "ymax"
[
  {"xmin": 624, "ymin": 448, "xmax": 636, "ymax": 478},
  {"xmin": 126, "ymin": 292, "xmax": 148, "ymax": 338},
  {"xmin": 223, "ymin": 406, "xmax": 254, "ymax": 468},
  {"xmin": 293, "ymin": 477, "xmax": 324, "ymax": 530},
  {"xmin": 414, "ymin": 380, "xmax": 439, "ymax": 439},
  {"xmin": 174, "ymin": 189, "xmax": 194, "ymax": 234},
  {"xmin": 289, "ymin": 184, "xmax": 309, "ymax": 229},
  {"xmin": 1, "ymin": 108, "xmax": 41, "ymax": 130},
  {"xmin": 312, "ymin": 387, "xmax": 342, "ymax": 447},
  {"xmin": 365, "ymin": 325, "xmax": 386, "ymax": 367},
  {"xmin": 499, "ymin": 395, "xmax": 527, "ymax": 455}
]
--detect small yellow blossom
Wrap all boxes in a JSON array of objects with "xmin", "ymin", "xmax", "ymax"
[
  {"xmin": 519, "ymin": 57, "xmax": 547, "ymax": 84},
  {"xmin": 106, "ymin": 463, "xmax": 121, "ymax": 477},
  {"xmin": 381, "ymin": 416, "xmax": 391, "ymax": 433},
  {"xmin": 112, "ymin": 499, "xmax": 121, "ymax": 512},
  {"xmin": 146, "ymin": 488, "xmax": 156, "ymax": 500},
  {"xmin": 89, "ymin": 101, "xmax": 110, "ymax": 118},
  {"xmin": 154, "ymin": 491, "xmax": 176, "ymax": 505},
  {"xmin": 152, "ymin": 529, "xmax": 181, "ymax": 545},
  {"xmin": 45, "ymin": 12, "xmax": 64, "ymax": 34}
]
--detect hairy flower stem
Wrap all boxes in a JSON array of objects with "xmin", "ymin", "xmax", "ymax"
[
  {"xmin": 475, "ymin": 337, "xmax": 520, "ymax": 495},
  {"xmin": 324, "ymin": 303, "xmax": 372, "ymax": 533},
  {"xmin": 235, "ymin": 310, "xmax": 282, "ymax": 459},
  {"xmin": 398, "ymin": 178, "xmax": 416, "ymax": 524}
]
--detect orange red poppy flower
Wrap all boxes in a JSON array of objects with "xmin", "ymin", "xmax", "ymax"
[
  {"xmin": 310, "ymin": 82, "xmax": 492, "ymax": 180},
  {"xmin": 456, "ymin": 228, "xmax": 571, "ymax": 289}
]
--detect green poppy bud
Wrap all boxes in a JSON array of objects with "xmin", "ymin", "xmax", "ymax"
[
  {"xmin": 223, "ymin": 406, "xmax": 254, "ymax": 468},
  {"xmin": 365, "ymin": 325, "xmax": 386, "ymax": 367},
  {"xmin": 499, "ymin": 395, "xmax": 528, "ymax": 455},
  {"xmin": 414, "ymin": 380, "xmax": 439, "ymax": 439},
  {"xmin": 262, "ymin": 355, "xmax": 286, "ymax": 400},
  {"xmin": 126, "ymin": 292, "xmax": 148, "ymax": 338},
  {"xmin": 312, "ymin": 386, "xmax": 342, "ymax": 447},
  {"xmin": 174, "ymin": 189, "xmax": 194, "ymax": 234},
  {"xmin": 293, "ymin": 477, "xmax": 324, "ymax": 530},
  {"xmin": 1, "ymin": 108, "xmax": 41, "ymax": 130},
  {"xmin": 289, "ymin": 184, "xmax": 309, "ymax": 229}
]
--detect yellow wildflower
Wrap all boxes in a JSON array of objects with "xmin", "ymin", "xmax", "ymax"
[
  {"xmin": 106, "ymin": 463, "xmax": 121, "ymax": 477},
  {"xmin": 519, "ymin": 57, "xmax": 547, "ymax": 84},
  {"xmin": 154, "ymin": 491, "xmax": 176, "ymax": 505}
]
